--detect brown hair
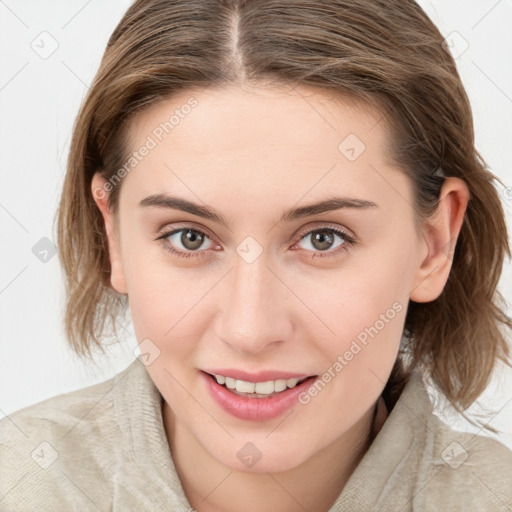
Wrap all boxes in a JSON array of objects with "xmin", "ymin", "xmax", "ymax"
[{"xmin": 55, "ymin": 0, "xmax": 511, "ymax": 427}]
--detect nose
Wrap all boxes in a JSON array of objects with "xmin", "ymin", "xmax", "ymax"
[{"xmin": 213, "ymin": 251, "xmax": 292, "ymax": 356}]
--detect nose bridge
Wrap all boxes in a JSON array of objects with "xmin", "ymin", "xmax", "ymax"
[{"xmin": 217, "ymin": 251, "xmax": 287, "ymax": 354}]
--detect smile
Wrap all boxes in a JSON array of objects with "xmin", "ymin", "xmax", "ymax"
[{"xmin": 200, "ymin": 370, "xmax": 318, "ymax": 421}]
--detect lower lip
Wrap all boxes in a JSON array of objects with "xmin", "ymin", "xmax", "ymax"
[{"xmin": 201, "ymin": 371, "xmax": 317, "ymax": 422}]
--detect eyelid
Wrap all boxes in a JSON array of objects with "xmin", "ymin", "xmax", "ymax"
[
  {"xmin": 156, "ymin": 221, "xmax": 355, "ymax": 243},
  {"xmin": 156, "ymin": 221, "xmax": 217, "ymax": 242},
  {"xmin": 294, "ymin": 222, "xmax": 356, "ymax": 242}
]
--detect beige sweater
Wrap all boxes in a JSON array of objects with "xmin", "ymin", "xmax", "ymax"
[{"xmin": 1, "ymin": 359, "xmax": 511, "ymax": 511}]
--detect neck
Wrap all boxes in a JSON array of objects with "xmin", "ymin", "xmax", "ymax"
[{"xmin": 163, "ymin": 397, "xmax": 388, "ymax": 512}]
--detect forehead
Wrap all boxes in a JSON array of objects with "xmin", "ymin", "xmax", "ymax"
[
  {"xmin": 118, "ymin": 83, "xmax": 406, "ymax": 213},
  {"xmin": 129, "ymin": 83, "xmax": 386, "ymax": 156}
]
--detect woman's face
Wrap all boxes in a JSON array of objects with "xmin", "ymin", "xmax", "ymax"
[{"xmin": 94, "ymin": 84, "xmax": 437, "ymax": 472}]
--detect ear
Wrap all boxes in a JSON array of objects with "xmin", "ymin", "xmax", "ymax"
[
  {"xmin": 91, "ymin": 172, "xmax": 128, "ymax": 295},
  {"xmin": 409, "ymin": 177, "xmax": 470, "ymax": 303}
]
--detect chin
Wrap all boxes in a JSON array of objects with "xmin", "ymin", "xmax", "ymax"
[{"xmin": 206, "ymin": 437, "xmax": 311, "ymax": 474}]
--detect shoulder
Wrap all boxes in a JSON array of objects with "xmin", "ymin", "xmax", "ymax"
[
  {"xmin": 345, "ymin": 371, "xmax": 512, "ymax": 511},
  {"xmin": 0, "ymin": 361, "xmax": 133, "ymax": 446},
  {"xmin": 420, "ymin": 411, "xmax": 512, "ymax": 511},
  {"xmin": 393, "ymin": 373, "xmax": 512, "ymax": 511},
  {"xmin": 1, "ymin": 364, "xmax": 126, "ymax": 437},
  {"xmin": 0, "ymin": 360, "xmax": 141, "ymax": 510}
]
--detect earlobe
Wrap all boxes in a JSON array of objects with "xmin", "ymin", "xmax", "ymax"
[
  {"xmin": 409, "ymin": 177, "xmax": 470, "ymax": 303},
  {"xmin": 90, "ymin": 172, "xmax": 128, "ymax": 295}
]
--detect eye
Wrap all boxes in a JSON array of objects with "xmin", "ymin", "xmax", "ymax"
[
  {"xmin": 156, "ymin": 224, "xmax": 356, "ymax": 260},
  {"xmin": 156, "ymin": 227, "xmax": 217, "ymax": 259},
  {"xmin": 293, "ymin": 226, "xmax": 355, "ymax": 259}
]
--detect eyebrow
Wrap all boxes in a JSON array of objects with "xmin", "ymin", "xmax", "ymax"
[{"xmin": 139, "ymin": 194, "xmax": 378, "ymax": 227}]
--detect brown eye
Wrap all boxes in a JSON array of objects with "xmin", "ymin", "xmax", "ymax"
[
  {"xmin": 157, "ymin": 227, "xmax": 216, "ymax": 259},
  {"xmin": 295, "ymin": 227, "xmax": 355, "ymax": 259},
  {"xmin": 309, "ymin": 230, "xmax": 337, "ymax": 251},
  {"xmin": 179, "ymin": 229, "xmax": 206, "ymax": 250}
]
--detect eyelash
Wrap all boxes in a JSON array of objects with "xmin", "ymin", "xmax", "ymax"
[{"xmin": 155, "ymin": 226, "xmax": 356, "ymax": 260}]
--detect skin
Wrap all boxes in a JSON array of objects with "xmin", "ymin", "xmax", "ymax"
[{"xmin": 91, "ymin": 83, "xmax": 470, "ymax": 512}]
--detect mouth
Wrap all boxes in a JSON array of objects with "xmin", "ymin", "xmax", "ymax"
[{"xmin": 200, "ymin": 370, "xmax": 319, "ymax": 422}]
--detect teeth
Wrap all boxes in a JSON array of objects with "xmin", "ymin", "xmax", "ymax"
[
  {"xmin": 213, "ymin": 374, "xmax": 307, "ymax": 395},
  {"xmin": 236, "ymin": 380, "xmax": 255, "ymax": 393},
  {"xmin": 254, "ymin": 380, "xmax": 274, "ymax": 394},
  {"xmin": 286, "ymin": 378, "xmax": 299, "ymax": 388},
  {"xmin": 274, "ymin": 379, "xmax": 287, "ymax": 392},
  {"xmin": 225, "ymin": 377, "xmax": 236, "ymax": 389}
]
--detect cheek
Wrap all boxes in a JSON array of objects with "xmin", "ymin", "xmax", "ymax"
[
  {"xmin": 310, "ymin": 244, "xmax": 411, "ymax": 376},
  {"xmin": 121, "ymin": 246, "xmax": 185, "ymax": 343},
  {"xmin": 124, "ymin": 248, "xmax": 220, "ymax": 368},
  {"xmin": 128, "ymin": 275, "xmax": 199, "ymax": 347},
  {"xmin": 296, "ymin": 265, "xmax": 407, "ymax": 434}
]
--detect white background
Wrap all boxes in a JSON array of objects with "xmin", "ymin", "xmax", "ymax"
[{"xmin": 1, "ymin": 0, "xmax": 511, "ymax": 449}]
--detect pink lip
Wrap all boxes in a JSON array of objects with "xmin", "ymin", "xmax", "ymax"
[
  {"xmin": 200, "ymin": 371, "xmax": 318, "ymax": 422},
  {"xmin": 201, "ymin": 368, "xmax": 311, "ymax": 382}
]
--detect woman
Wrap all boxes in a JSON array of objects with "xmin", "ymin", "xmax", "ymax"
[{"xmin": 1, "ymin": 0, "xmax": 511, "ymax": 510}]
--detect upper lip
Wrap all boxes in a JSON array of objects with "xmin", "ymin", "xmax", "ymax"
[{"xmin": 202, "ymin": 368, "xmax": 316, "ymax": 382}]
